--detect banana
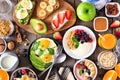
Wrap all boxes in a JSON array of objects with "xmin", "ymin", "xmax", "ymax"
[
  {"xmin": 39, "ymin": 1, "xmax": 47, "ymax": 9},
  {"xmin": 48, "ymin": 0, "xmax": 56, "ymax": 6},
  {"xmin": 38, "ymin": 9, "xmax": 46, "ymax": 17},
  {"xmin": 21, "ymin": 75, "xmax": 29, "ymax": 80},
  {"xmin": 46, "ymin": 5, "xmax": 53, "ymax": 12}
]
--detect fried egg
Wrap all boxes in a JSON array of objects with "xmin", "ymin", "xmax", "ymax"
[
  {"xmin": 21, "ymin": 0, "xmax": 33, "ymax": 10},
  {"xmin": 36, "ymin": 38, "xmax": 57, "ymax": 63},
  {"xmin": 16, "ymin": 8, "xmax": 28, "ymax": 19}
]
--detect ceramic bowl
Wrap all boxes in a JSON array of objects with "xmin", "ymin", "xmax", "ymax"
[
  {"xmin": 105, "ymin": 2, "xmax": 120, "ymax": 17},
  {"xmin": 93, "ymin": 17, "xmax": 108, "ymax": 32},
  {"xmin": 0, "ymin": 52, "xmax": 19, "ymax": 71},
  {"xmin": 73, "ymin": 59, "xmax": 97, "ymax": 80}
]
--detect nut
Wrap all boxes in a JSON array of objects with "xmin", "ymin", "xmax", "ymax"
[{"xmin": 7, "ymin": 41, "xmax": 15, "ymax": 50}]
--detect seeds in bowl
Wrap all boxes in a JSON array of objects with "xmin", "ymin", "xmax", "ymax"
[{"xmin": 0, "ymin": 20, "xmax": 12, "ymax": 36}]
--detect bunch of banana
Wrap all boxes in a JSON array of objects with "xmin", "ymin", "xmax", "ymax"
[{"xmin": 37, "ymin": 0, "xmax": 60, "ymax": 19}]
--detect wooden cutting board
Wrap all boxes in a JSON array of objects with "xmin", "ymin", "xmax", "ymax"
[{"xmin": 13, "ymin": 0, "xmax": 76, "ymax": 35}]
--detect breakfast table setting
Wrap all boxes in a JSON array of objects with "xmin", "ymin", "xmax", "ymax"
[{"xmin": 0, "ymin": 0, "xmax": 120, "ymax": 80}]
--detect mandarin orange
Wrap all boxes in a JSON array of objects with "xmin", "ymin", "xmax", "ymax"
[
  {"xmin": 115, "ymin": 63, "xmax": 120, "ymax": 78},
  {"xmin": 103, "ymin": 70, "xmax": 117, "ymax": 80}
]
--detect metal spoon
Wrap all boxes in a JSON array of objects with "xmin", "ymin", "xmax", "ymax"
[{"xmin": 44, "ymin": 53, "xmax": 66, "ymax": 80}]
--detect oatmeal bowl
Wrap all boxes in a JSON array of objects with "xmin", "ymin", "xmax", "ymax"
[
  {"xmin": 97, "ymin": 50, "xmax": 118, "ymax": 70},
  {"xmin": 73, "ymin": 59, "xmax": 97, "ymax": 80},
  {"xmin": 63, "ymin": 25, "xmax": 96, "ymax": 59}
]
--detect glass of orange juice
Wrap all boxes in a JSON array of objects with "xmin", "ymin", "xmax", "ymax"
[{"xmin": 98, "ymin": 33, "xmax": 117, "ymax": 49}]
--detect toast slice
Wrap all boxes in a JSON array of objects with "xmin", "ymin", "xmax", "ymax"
[
  {"xmin": 14, "ymin": 0, "xmax": 35, "ymax": 25},
  {"xmin": 36, "ymin": 0, "xmax": 60, "ymax": 20}
]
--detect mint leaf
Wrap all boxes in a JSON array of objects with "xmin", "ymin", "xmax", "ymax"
[
  {"xmin": 72, "ymin": 37, "xmax": 79, "ymax": 48},
  {"xmin": 48, "ymin": 48, "xmax": 54, "ymax": 55},
  {"xmin": 32, "ymin": 41, "xmax": 40, "ymax": 51},
  {"xmin": 79, "ymin": 66, "xmax": 83, "ymax": 76}
]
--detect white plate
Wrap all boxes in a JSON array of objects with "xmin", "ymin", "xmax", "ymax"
[{"xmin": 63, "ymin": 25, "xmax": 96, "ymax": 59}]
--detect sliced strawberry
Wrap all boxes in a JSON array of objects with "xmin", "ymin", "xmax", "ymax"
[
  {"xmin": 53, "ymin": 32, "xmax": 62, "ymax": 40},
  {"xmin": 65, "ymin": 10, "xmax": 72, "ymax": 20},
  {"xmin": 82, "ymin": 65, "xmax": 86, "ymax": 70},
  {"xmin": 52, "ymin": 18, "xmax": 59, "ymax": 29},
  {"xmin": 110, "ymin": 20, "xmax": 120, "ymax": 28},
  {"xmin": 76, "ymin": 63, "xmax": 81, "ymax": 68},
  {"xmin": 115, "ymin": 27, "xmax": 120, "ymax": 37},
  {"xmin": 58, "ymin": 12, "xmax": 65, "ymax": 24},
  {"xmin": 75, "ymin": 29, "xmax": 81, "ymax": 34}
]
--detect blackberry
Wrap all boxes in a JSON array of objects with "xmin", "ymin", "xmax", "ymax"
[
  {"xmin": 86, "ymin": 68, "xmax": 91, "ymax": 75},
  {"xmin": 88, "ymin": 77, "xmax": 93, "ymax": 80}
]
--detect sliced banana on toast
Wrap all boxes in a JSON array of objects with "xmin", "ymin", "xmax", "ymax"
[
  {"xmin": 46, "ymin": 5, "xmax": 54, "ymax": 12},
  {"xmin": 48, "ymin": 0, "xmax": 56, "ymax": 6},
  {"xmin": 40, "ymin": 1, "xmax": 47, "ymax": 9},
  {"xmin": 37, "ymin": 0, "xmax": 60, "ymax": 19}
]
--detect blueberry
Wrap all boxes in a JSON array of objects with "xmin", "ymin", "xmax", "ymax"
[
  {"xmin": 80, "ymin": 61, "xmax": 84, "ymax": 65},
  {"xmin": 88, "ymin": 77, "xmax": 93, "ymax": 80},
  {"xmin": 81, "ymin": 40, "xmax": 85, "ymax": 44},
  {"xmin": 83, "ymin": 32, "xmax": 87, "ymax": 36},
  {"xmin": 86, "ymin": 68, "xmax": 91, "ymax": 75},
  {"xmin": 85, "ymin": 37, "xmax": 90, "ymax": 42},
  {"xmin": 16, "ymin": 70, "xmax": 22, "ymax": 78}
]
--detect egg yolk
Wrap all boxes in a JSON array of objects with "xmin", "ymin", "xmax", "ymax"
[
  {"xmin": 41, "ymin": 53, "xmax": 52, "ymax": 63},
  {"xmin": 40, "ymin": 39, "xmax": 50, "ymax": 49}
]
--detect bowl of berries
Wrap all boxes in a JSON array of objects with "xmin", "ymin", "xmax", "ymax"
[
  {"xmin": 73, "ymin": 59, "xmax": 98, "ymax": 80},
  {"xmin": 10, "ymin": 67, "xmax": 38, "ymax": 80},
  {"xmin": 63, "ymin": 25, "xmax": 96, "ymax": 59}
]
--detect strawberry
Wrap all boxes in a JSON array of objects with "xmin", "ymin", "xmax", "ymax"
[
  {"xmin": 115, "ymin": 27, "xmax": 120, "ymax": 37},
  {"xmin": 65, "ymin": 10, "xmax": 72, "ymax": 20},
  {"xmin": 21, "ymin": 69, "xmax": 27, "ymax": 74},
  {"xmin": 58, "ymin": 12, "xmax": 65, "ymax": 24},
  {"xmin": 76, "ymin": 63, "xmax": 81, "ymax": 68},
  {"xmin": 53, "ymin": 32, "xmax": 62, "ymax": 40},
  {"xmin": 52, "ymin": 18, "xmax": 59, "ymax": 29},
  {"xmin": 110, "ymin": 20, "xmax": 120, "ymax": 28}
]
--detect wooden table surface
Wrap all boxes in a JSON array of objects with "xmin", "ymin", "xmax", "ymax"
[{"xmin": 7, "ymin": 0, "xmax": 120, "ymax": 80}]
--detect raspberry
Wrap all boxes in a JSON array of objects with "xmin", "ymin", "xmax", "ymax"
[{"xmin": 22, "ymin": 69, "xmax": 27, "ymax": 74}]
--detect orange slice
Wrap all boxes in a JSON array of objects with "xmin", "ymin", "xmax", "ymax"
[
  {"xmin": 115, "ymin": 63, "xmax": 120, "ymax": 78},
  {"xmin": 103, "ymin": 70, "xmax": 117, "ymax": 80},
  {"xmin": 0, "ymin": 69, "xmax": 9, "ymax": 80}
]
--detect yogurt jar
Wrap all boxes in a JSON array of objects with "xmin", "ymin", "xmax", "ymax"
[{"xmin": 0, "ymin": 52, "xmax": 19, "ymax": 71}]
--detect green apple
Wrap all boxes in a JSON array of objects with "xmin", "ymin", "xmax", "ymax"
[{"xmin": 76, "ymin": 2, "xmax": 96, "ymax": 22}]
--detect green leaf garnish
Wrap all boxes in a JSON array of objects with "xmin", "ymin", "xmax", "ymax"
[
  {"xmin": 32, "ymin": 41, "xmax": 40, "ymax": 51},
  {"xmin": 48, "ymin": 48, "xmax": 54, "ymax": 55},
  {"xmin": 72, "ymin": 37, "xmax": 79, "ymax": 48},
  {"xmin": 79, "ymin": 66, "xmax": 83, "ymax": 76}
]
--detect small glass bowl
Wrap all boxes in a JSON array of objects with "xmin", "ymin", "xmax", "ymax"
[
  {"xmin": 0, "ymin": 38, "xmax": 7, "ymax": 55},
  {"xmin": 97, "ymin": 51, "xmax": 118, "ymax": 70},
  {"xmin": 0, "ymin": 17, "xmax": 14, "ymax": 38},
  {"xmin": 0, "ymin": 0, "xmax": 12, "ymax": 15}
]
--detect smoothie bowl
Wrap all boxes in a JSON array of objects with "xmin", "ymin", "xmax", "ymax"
[
  {"xmin": 73, "ymin": 59, "xmax": 97, "ymax": 80},
  {"xmin": 10, "ymin": 67, "xmax": 38, "ymax": 80}
]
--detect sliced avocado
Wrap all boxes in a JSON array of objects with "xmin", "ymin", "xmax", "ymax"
[{"xmin": 30, "ymin": 19, "xmax": 47, "ymax": 34}]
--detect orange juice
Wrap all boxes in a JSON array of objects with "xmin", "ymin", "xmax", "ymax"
[{"xmin": 98, "ymin": 34, "xmax": 116, "ymax": 49}]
